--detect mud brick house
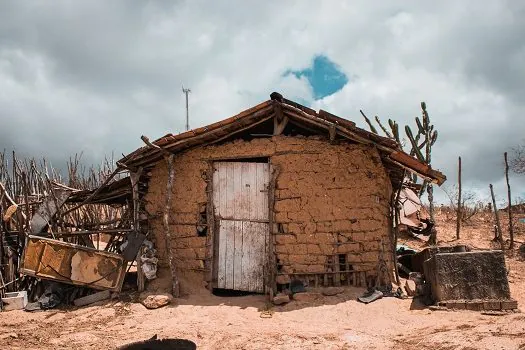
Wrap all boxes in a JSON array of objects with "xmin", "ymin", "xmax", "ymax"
[{"xmin": 119, "ymin": 92, "xmax": 446, "ymax": 297}]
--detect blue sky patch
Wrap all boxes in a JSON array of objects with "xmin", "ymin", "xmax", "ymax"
[{"xmin": 284, "ymin": 55, "xmax": 348, "ymax": 100}]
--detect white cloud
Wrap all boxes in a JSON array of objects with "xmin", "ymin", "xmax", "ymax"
[{"xmin": 0, "ymin": 0, "xmax": 524, "ymax": 203}]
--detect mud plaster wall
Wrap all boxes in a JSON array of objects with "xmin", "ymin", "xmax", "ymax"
[{"xmin": 144, "ymin": 136, "xmax": 393, "ymax": 292}]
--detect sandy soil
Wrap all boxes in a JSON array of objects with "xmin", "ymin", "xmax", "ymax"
[{"xmin": 1, "ymin": 212, "xmax": 525, "ymax": 350}]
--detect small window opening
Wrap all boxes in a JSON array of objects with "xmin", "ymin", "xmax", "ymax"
[{"xmin": 197, "ymin": 204, "xmax": 207, "ymax": 237}]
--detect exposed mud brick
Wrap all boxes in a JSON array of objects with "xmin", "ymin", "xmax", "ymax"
[
  {"xmin": 289, "ymin": 255, "xmax": 307, "ymax": 264},
  {"xmin": 296, "ymin": 233, "xmax": 315, "ymax": 244},
  {"xmin": 275, "ymin": 234, "xmax": 297, "ymax": 245},
  {"xmin": 288, "ymin": 223, "xmax": 305, "ymax": 234},
  {"xmin": 304, "ymin": 255, "xmax": 325, "ymax": 264},
  {"xmin": 195, "ymin": 248, "xmax": 207, "ymax": 259},
  {"xmin": 275, "ymin": 189, "xmax": 296, "ymax": 199},
  {"xmin": 332, "ymin": 220, "xmax": 354, "ymax": 232},
  {"xmin": 175, "ymin": 248, "xmax": 197, "ymax": 259},
  {"xmin": 168, "ymin": 213, "xmax": 198, "ymax": 225},
  {"xmin": 304, "ymin": 222, "xmax": 316, "ymax": 235},
  {"xmin": 347, "ymin": 254, "xmax": 362, "ymax": 263},
  {"xmin": 356, "ymin": 219, "xmax": 383, "ymax": 232},
  {"xmin": 275, "ymin": 198, "xmax": 301, "ymax": 213},
  {"xmin": 275, "ymin": 211, "xmax": 291, "ymax": 223},
  {"xmin": 337, "ymin": 243, "xmax": 360, "ymax": 254},
  {"xmin": 361, "ymin": 252, "xmax": 379, "ymax": 262},
  {"xmin": 316, "ymin": 221, "xmax": 333, "ymax": 232},
  {"xmin": 424, "ymin": 251, "xmax": 511, "ymax": 302},
  {"xmin": 288, "ymin": 210, "xmax": 314, "ymax": 222},
  {"xmin": 275, "ymin": 245, "xmax": 288, "ymax": 254},
  {"xmin": 362, "ymin": 241, "xmax": 380, "ymax": 251},
  {"xmin": 363, "ymin": 229, "xmax": 386, "ymax": 241},
  {"xmin": 316, "ymin": 232, "xmax": 335, "ymax": 244},
  {"xmin": 349, "ymin": 231, "xmax": 365, "ymax": 242},
  {"xmin": 319, "ymin": 244, "xmax": 336, "ymax": 255},
  {"xmin": 307, "ymin": 244, "xmax": 322, "ymax": 254},
  {"xmin": 171, "ymin": 225, "xmax": 199, "ymax": 237}
]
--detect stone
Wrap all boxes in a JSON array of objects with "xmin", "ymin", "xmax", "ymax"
[
  {"xmin": 74, "ymin": 290, "xmax": 111, "ymax": 307},
  {"xmin": 293, "ymin": 292, "xmax": 321, "ymax": 302},
  {"xmin": 276, "ymin": 274, "xmax": 291, "ymax": 285},
  {"xmin": 140, "ymin": 293, "xmax": 173, "ymax": 309},
  {"xmin": 322, "ymin": 287, "xmax": 345, "ymax": 296},
  {"xmin": 273, "ymin": 294, "xmax": 290, "ymax": 305},
  {"xmin": 404, "ymin": 280, "xmax": 417, "ymax": 297}
]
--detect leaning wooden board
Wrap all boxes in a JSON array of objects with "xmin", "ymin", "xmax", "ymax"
[{"xmin": 20, "ymin": 235, "xmax": 126, "ymax": 292}]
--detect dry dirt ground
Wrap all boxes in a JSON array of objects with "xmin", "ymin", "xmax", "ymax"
[{"xmin": 1, "ymin": 212, "xmax": 525, "ymax": 350}]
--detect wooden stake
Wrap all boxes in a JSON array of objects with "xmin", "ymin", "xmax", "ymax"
[
  {"xmin": 489, "ymin": 184, "xmax": 504, "ymax": 251},
  {"xmin": 456, "ymin": 156, "xmax": 462, "ymax": 240},
  {"xmin": 504, "ymin": 152, "xmax": 514, "ymax": 249},
  {"xmin": 163, "ymin": 154, "xmax": 179, "ymax": 297}
]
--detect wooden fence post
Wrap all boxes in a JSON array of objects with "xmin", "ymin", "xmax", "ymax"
[
  {"xmin": 504, "ymin": 152, "xmax": 514, "ymax": 249},
  {"xmin": 456, "ymin": 156, "xmax": 462, "ymax": 240},
  {"xmin": 490, "ymin": 184, "xmax": 504, "ymax": 251}
]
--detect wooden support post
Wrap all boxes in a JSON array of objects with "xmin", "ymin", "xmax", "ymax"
[
  {"xmin": 504, "ymin": 152, "xmax": 514, "ymax": 249},
  {"xmin": 273, "ymin": 102, "xmax": 288, "ymax": 136},
  {"xmin": 137, "ymin": 246, "xmax": 145, "ymax": 292},
  {"xmin": 164, "ymin": 154, "xmax": 179, "ymax": 297},
  {"xmin": 490, "ymin": 184, "xmax": 504, "ymax": 251},
  {"xmin": 267, "ymin": 165, "xmax": 279, "ymax": 298},
  {"xmin": 456, "ymin": 156, "xmax": 462, "ymax": 240}
]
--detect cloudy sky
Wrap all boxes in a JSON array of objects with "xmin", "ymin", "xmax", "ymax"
[{"xmin": 1, "ymin": 1, "xmax": 524, "ymax": 204}]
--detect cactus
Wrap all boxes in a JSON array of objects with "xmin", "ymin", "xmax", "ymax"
[{"xmin": 360, "ymin": 110, "xmax": 378, "ymax": 134}]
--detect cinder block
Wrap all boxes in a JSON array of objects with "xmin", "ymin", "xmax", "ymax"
[
  {"xmin": 466, "ymin": 300, "xmax": 484, "ymax": 311},
  {"xmin": 483, "ymin": 301, "xmax": 501, "ymax": 311},
  {"xmin": 446, "ymin": 301, "xmax": 466, "ymax": 310},
  {"xmin": 1, "ymin": 291, "xmax": 28, "ymax": 311},
  {"xmin": 501, "ymin": 299, "xmax": 518, "ymax": 310}
]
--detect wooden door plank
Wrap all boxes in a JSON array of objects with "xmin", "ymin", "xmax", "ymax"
[
  {"xmin": 233, "ymin": 220, "xmax": 244, "ymax": 290},
  {"xmin": 224, "ymin": 220, "xmax": 235, "ymax": 290},
  {"xmin": 217, "ymin": 220, "xmax": 227, "ymax": 289}
]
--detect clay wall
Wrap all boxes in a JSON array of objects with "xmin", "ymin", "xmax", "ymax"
[{"xmin": 144, "ymin": 136, "xmax": 393, "ymax": 291}]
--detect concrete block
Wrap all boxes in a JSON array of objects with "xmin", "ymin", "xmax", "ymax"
[
  {"xmin": 501, "ymin": 299, "xmax": 518, "ymax": 310},
  {"xmin": 73, "ymin": 290, "xmax": 111, "ymax": 307},
  {"xmin": 483, "ymin": 301, "xmax": 501, "ymax": 311},
  {"xmin": 424, "ymin": 251, "xmax": 511, "ymax": 302},
  {"xmin": 466, "ymin": 300, "xmax": 484, "ymax": 311},
  {"xmin": 1, "ymin": 291, "xmax": 28, "ymax": 311}
]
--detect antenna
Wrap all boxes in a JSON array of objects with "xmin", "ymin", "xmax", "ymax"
[{"xmin": 182, "ymin": 85, "xmax": 191, "ymax": 131}]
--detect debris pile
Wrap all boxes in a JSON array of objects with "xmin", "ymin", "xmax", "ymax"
[{"xmin": 0, "ymin": 152, "xmax": 155, "ymax": 311}]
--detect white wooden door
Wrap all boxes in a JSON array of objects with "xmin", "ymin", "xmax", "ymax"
[{"xmin": 213, "ymin": 162, "xmax": 269, "ymax": 292}]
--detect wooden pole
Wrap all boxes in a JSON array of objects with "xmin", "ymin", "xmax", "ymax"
[
  {"xmin": 163, "ymin": 154, "xmax": 179, "ymax": 297},
  {"xmin": 504, "ymin": 152, "xmax": 514, "ymax": 249},
  {"xmin": 456, "ymin": 156, "xmax": 462, "ymax": 239},
  {"xmin": 489, "ymin": 184, "xmax": 504, "ymax": 251}
]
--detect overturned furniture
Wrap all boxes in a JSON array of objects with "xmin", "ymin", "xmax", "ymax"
[
  {"xmin": 0, "ymin": 153, "xmax": 152, "ymax": 310},
  {"xmin": 20, "ymin": 236, "xmax": 126, "ymax": 291},
  {"xmin": 415, "ymin": 247, "xmax": 518, "ymax": 311}
]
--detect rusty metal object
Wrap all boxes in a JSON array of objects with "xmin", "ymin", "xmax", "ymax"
[{"xmin": 20, "ymin": 236, "xmax": 126, "ymax": 291}]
